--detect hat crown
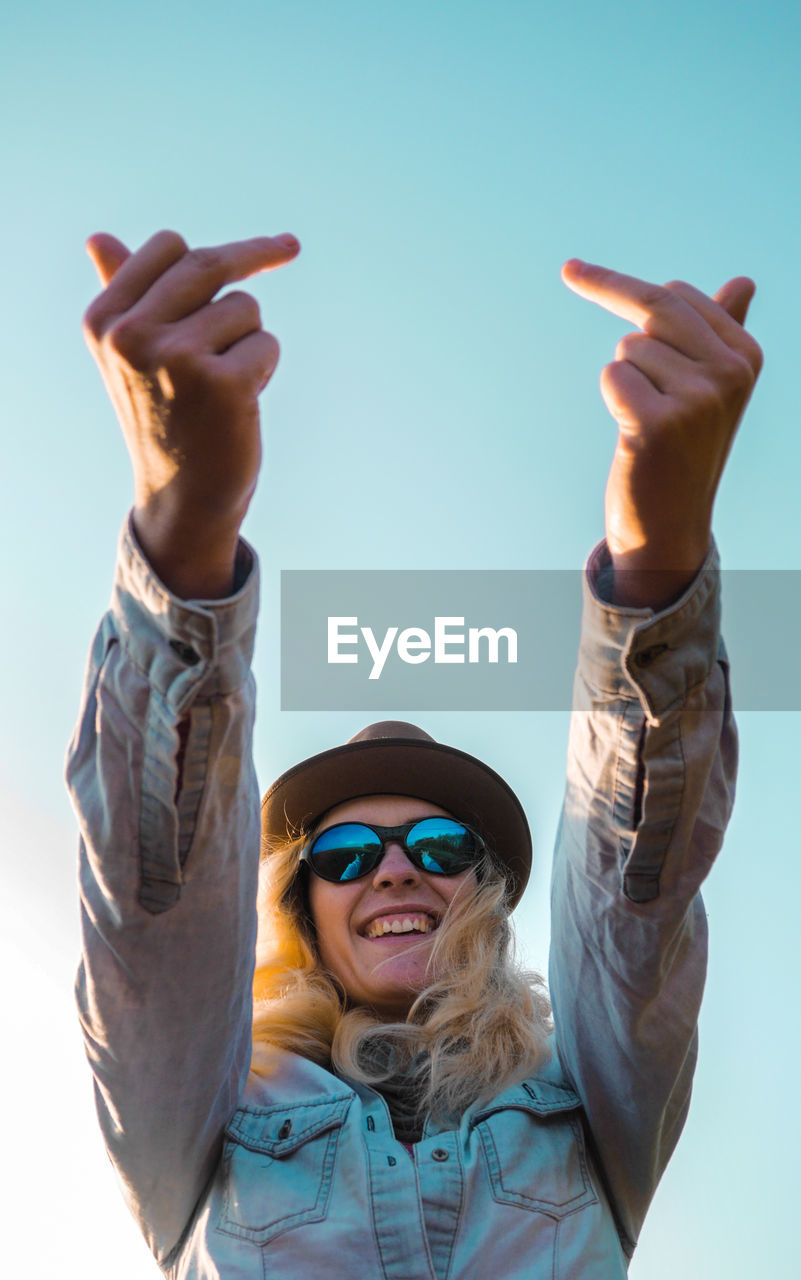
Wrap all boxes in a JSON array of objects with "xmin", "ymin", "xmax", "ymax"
[{"xmin": 347, "ymin": 720, "xmax": 435, "ymax": 745}]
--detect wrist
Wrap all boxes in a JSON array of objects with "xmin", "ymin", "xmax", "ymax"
[
  {"xmin": 607, "ymin": 537, "xmax": 711, "ymax": 609},
  {"xmin": 132, "ymin": 502, "xmax": 245, "ymax": 599}
]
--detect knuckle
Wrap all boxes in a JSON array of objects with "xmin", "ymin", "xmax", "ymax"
[
  {"xmin": 82, "ymin": 300, "xmax": 106, "ymax": 342},
  {"xmin": 747, "ymin": 337, "xmax": 764, "ymax": 376},
  {"xmin": 239, "ymin": 331, "xmax": 280, "ymax": 391},
  {"xmin": 718, "ymin": 350, "xmax": 755, "ymax": 392},
  {"xmin": 600, "ymin": 359, "xmax": 631, "ymax": 399},
  {"xmin": 105, "ymin": 316, "xmax": 145, "ymax": 361},
  {"xmin": 186, "ymin": 245, "xmax": 223, "ymax": 273},
  {"xmin": 150, "ymin": 228, "xmax": 188, "ymax": 259},
  {"xmin": 601, "ymin": 356, "xmax": 629, "ymax": 384},
  {"xmin": 641, "ymin": 283, "xmax": 670, "ymax": 312},
  {"xmin": 157, "ymin": 335, "xmax": 191, "ymax": 367},
  {"xmin": 615, "ymin": 332, "xmax": 646, "ymax": 362},
  {"xmin": 158, "ymin": 333, "xmax": 207, "ymax": 376},
  {"xmin": 257, "ymin": 330, "xmax": 280, "ymax": 367},
  {"xmin": 225, "ymin": 289, "xmax": 261, "ymax": 325}
]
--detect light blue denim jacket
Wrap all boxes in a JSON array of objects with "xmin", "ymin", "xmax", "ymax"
[{"xmin": 66, "ymin": 519, "xmax": 735, "ymax": 1279}]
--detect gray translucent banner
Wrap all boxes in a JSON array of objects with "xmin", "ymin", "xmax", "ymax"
[{"xmin": 280, "ymin": 570, "xmax": 801, "ymax": 711}]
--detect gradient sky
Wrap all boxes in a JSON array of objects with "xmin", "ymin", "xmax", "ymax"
[{"xmin": 2, "ymin": 2, "xmax": 799, "ymax": 1276}]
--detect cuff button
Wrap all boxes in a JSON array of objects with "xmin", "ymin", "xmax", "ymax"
[{"xmin": 634, "ymin": 642, "xmax": 669, "ymax": 667}]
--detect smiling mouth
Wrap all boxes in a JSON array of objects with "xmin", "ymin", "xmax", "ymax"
[{"xmin": 362, "ymin": 913, "xmax": 439, "ymax": 940}]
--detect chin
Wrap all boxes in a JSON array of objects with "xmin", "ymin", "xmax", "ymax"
[{"xmin": 362, "ymin": 964, "xmax": 430, "ymax": 1018}]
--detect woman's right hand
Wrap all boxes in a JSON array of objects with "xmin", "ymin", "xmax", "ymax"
[{"xmin": 83, "ymin": 229, "xmax": 301, "ymax": 598}]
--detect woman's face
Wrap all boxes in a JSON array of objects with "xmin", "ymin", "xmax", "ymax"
[{"xmin": 306, "ymin": 794, "xmax": 476, "ymax": 1019}]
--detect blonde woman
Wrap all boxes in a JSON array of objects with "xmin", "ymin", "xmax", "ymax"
[{"xmin": 68, "ymin": 230, "xmax": 761, "ymax": 1277}]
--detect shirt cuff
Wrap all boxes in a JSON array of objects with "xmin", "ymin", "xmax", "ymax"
[
  {"xmin": 579, "ymin": 538, "xmax": 723, "ymax": 726},
  {"xmin": 110, "ymin": 513, "xmax": 260, "ymax": 715}
]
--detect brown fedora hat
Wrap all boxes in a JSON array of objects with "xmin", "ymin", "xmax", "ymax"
[{"xmin": 261, "ymin": 721, "xmax": 532, "ymax": 908}]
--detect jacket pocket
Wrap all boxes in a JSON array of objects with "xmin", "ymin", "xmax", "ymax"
[
  {"xmin": 474, "ymin": 1079, "xmax": 598, "ymax": 1219},
  {"xmin": 218, "ymin": 1094, "xmax": 352, "ymax": 1245}
]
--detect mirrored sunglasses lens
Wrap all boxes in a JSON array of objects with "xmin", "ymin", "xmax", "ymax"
[
  {"xmin": 407, "ymin": 818, "xmax": 477, "ymax": 873},
  {"xmin": 310, "ymin": 823, "xmax": 381, "ymax": 881}
]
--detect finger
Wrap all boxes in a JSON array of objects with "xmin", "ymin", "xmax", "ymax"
[
  {"xmin": 561, "ymin": 259, "xmax": 721, "ymax": 362},
  {"xmin": 86, "ymin": 233, "xmax": 131, "ymax": 287},
  {"xmin": 664, "ymin": 277, "xmax": 755, "ymax": 333},
  {"xmin": 599, "ymin": 357, "xmax": 666, "ymax": 433},
  {"xmin": 562, "ymin": 259, "xmax": 673, "ymax": 328},
  {"xmin": 713, "ymin": 276, "xmax": 755, "ymax": 326},
  {"xmin": 664, "ymin": 277, "xmax": 762, "ymax": 375},
  {"xmin": 215, "ymin": 328, "xmax": 281, "ymax": 393},
  {"xmin": 174, "ymin": 290, "xmax": 263, "ymax": 354},
  {"xmin": 614, "ymin": 331, "xmax": 697, "ymax": 395},
  {"xmin": 84, "ymin": 230, "xmax": 190, "ymax": 335},
  {"xmin": 135, "ymin": 234, "xmax": 301, "ymax": 324}
]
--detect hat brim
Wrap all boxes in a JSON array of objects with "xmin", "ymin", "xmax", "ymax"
[{"xmin": 261, "ymin": 736, "xmax": 531, "ymax": 908}]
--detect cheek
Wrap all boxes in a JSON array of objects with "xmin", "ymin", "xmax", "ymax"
[
  {"xmin": 307, "ymin": 875, "xmax": 337, "ymax": 932},
  {"xmin": 307, "ymin": 880, "xmax": 354, "ymax": 969},
  {"xmin": 439, "ymin": 869, "xmax": 477, "ymax": 909}
]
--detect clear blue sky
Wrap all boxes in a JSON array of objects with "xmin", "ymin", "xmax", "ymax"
[{"xmin": 1, "ymin": 1, "xmax": 799, "ymax": 1275}]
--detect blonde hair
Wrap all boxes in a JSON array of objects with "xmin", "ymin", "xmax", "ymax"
[{"xmin": 251, "ymin": 828, "xmax": 552, "ymax": 1123}]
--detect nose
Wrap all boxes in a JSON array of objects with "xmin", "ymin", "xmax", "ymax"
[{"xmin": 372, "ymin": 842, "xmax": 421, "ymax": 889}]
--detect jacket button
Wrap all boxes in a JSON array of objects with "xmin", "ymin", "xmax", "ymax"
[
  {"xmin": 277, "ymin": 1119, "xmax": 292, "ymax": 1140},
  {"xmin": 169, "ymin": 639, "xmax": 201, "ymax": 666},
  {"xmin": 432, "ymin": 1148, "xmax": 449, "ymax": 1162}
]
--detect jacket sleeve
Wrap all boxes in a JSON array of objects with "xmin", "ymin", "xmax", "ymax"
[
  {"xmin": 65, "ymin": 516, "xmax": 262, "ymax": 1269},
  {"xmin": 549, "ymin": 537, "xmax": 737, "ymax": 1259}
]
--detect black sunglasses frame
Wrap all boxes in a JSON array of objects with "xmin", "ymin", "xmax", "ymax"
[{"xmin": 299, "ymin": 818, "xmax": 487, "ymax": 883}]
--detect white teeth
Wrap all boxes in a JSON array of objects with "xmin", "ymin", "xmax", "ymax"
[{"xmin": 365, "ymin": 914, "xmax": 435, "ymax": 939}]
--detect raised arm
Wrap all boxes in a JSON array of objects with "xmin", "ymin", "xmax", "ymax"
[
  {"xmin": 68, "ymin": 230, "xmax": 299, "ymax": 1267},
  {"xmin": 550, "ymin": 262, "xmax": 761, "ymax": 1256}
]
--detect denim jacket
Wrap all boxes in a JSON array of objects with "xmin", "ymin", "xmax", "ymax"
[{"xmin": 66, "ymin": 520, "xmax": 736, "ymax": 1279}]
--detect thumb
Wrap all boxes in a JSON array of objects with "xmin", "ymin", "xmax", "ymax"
[
  {"xmin": 86, "ymin": 232, "xmax": 131, "ymax": 287},
  {"xmin": 713, "ymin": 276, "xmax": 756, "ymax": 326}
]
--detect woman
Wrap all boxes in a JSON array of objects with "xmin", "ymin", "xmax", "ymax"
[
  {"xmin": 69, "ymin": 230, "xmax": 761, "ymax": 1277},
  {"xmin": 253, "ymin": 725, "xmax": 549, "ymax": 1137}
]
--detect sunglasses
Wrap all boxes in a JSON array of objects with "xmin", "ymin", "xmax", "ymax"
[{"xmin": 299, "ymin": 817, "xmax": 486, "ymax": 883}]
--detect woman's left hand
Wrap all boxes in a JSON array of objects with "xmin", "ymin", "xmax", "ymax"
[{"xmin": 562, "ymin": 260, "xmax": 763, "ymax": 608}]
